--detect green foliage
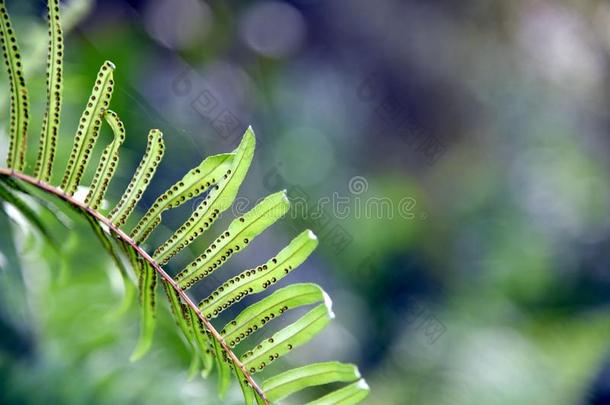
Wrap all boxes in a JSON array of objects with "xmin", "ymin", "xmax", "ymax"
[
  {"xmin": 85, "ymin": 110, "xmax": 125, "ymax": 210},
  {"xmin": 220, "ymin": 283, "xmax": 326, "ymax": 348},
  {"xmin": 307, "ymin": 380, "xmax": 370, "ymax": 405},
  {"xmin": 241, "ymin": 303, "xmax": 333, "ymax": 373},
  {"xmin": 0, "ymin": 179, "xmax": 53, "ymax": 245},
  {"xmin": 261, "ymin": 362, "xmax": 361, "ymax": 402},
  {"xmin": 130, "ymin": 257, "xmax": 157, "ymax": 362},
  {"xmin": 0, "ymin": 1, "xmax": 369, "ymax": 403},
  {"xmin": 153, "ymin": 131, "xmax": 254, "ymax": 265},
  {"xmin": 204, "ymin": 233, "xmax": 318, "ymax": 323},
  {"xmin": 60, "ymin": 60, "xmax": 114, "ymax": 195},
  {"xmin": 175, "ymin": 190, "xmax": 290, "ymax": 291},
  {"xmin": 130, "ymin": 152, "xmax": 234, "ymax": 244},
  {"xmin": 34, "ymin": 0, "xmax": 63, "ymax": 182},
  {"xmin": 0, "ymin": 0, "xmax": 29, "ymax": 171},
  {"xmin": 109, "ymin": 128, "xmax": 164, "ymax": 226}
]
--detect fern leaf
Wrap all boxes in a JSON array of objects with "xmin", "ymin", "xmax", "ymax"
[
  {"xmin": 61, "ymin": 61, "xmax": 115, "ymax": 195},
  {"xmin": 262, "ymin": 362, "xmax": 361, "ymax": 402},
  {"xmin": 220, "ymin": 282, "xmax": 324, "ymax": 347},
  {"xmin": 130, "ymin": 259, "xmax": 157, "ymax": 361},
  {"xmin": 305, "ymin": 379, "xmax": 370, "ymax": 405},
  {"xmin": 153, "ymin": 128, "xmax": 255, "ymax": 265},
  {"xmin": 242, "ymin": 303, "xmax": 334, "ymax": 373},
  {"xmin": 0, "ymin": 180, "xmax": 52, "ymax": 244},
  {"xmin": 0, "ymin": 0, "xmax": 29, "ymax": 171},
  {"xmin": 175, "ymin": 190, "xmax": 290, "ymax": 290},
  {"xmin": 201, "ymin": 231, "xmax": 318, "ymax": 321},
  {"xmin": 130, "ymin": 152, "xmax": 234, "ymax": 244},
  {"xmin": 84, "ymin": 222, "xmax": 135, "ymax": 316},
  {"xmin": 34, "ymin": 0, "xmax": 64, "ymax": 182},
  {"xmin": 85, "ymin": 110, "xmax": 125, "ymax": 210},
  {"xmin": 109, "ymin": 129, "xmax": 164, "ymax": 227},
  {"xmin": 83, "ymin": 212, "xmax": 130, "ymax": 281}
]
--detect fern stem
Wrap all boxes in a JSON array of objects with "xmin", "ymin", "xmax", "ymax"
[{"xmin": 0, "ymin": 166, "xmax": 271, "ymax": 404}]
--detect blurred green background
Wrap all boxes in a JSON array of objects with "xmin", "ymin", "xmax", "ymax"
[{"xmin": 2, "ymin": 0, "xmax": 610, "ymax": 404}]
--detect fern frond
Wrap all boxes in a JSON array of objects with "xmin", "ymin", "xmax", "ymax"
[
  {"xmin": 130, "ymin": 152, "xmax": 234, "ymax": 244},
  {"xmin": 0, "ymin": 0, "xmax": 29, "ymax": 171},
  {"xmin": 174, "ymin": 190, "xmax": 290, "ymax": 290},
  {"xmin": 61, "ymin": 61, "xmax": 114, "ymax": 195},
  {"xmin": 34, "ymin": 0, "xmax": 64, "ymax": 182},
  {"xmin": 153, "ymin": 129, "xmax": 254, "ymax": 265},
  {"xmin": 0, "ymin": 2, "xmax": 369, "ymax": 403},
  {"xmin": 109, "ymin": 129, "xmax": 164, "ymax": 227},
  {"xmin": 85, "ymin": 110, "xmax": 125, "ymax": 210}
]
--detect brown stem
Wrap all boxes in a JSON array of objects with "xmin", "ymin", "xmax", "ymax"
[{"xmin": 0, "ymin": 167, "xmax": 270, "ymax": 404}]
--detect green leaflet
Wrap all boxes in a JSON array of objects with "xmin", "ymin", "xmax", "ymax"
[
  {"xmin": 83, "ymin": 213, "xmax": 129, "ymax": 281},
  {"xmin": 200, "ymin": 231, "xmax": 318, "ymax": 321},
  {"xmin": 306, "ymin": 380, "xmax": 370, "ymax": 405},
  {"xmin": 220, "ymin": 282, "xmax": 324, "ymax": 348},
  {"xmin": 34, "ymin": 0, "xmax": 64, "ymax": 182},
  {"xmin": 0, "ymin": 181, "xmax": 53, "ymax": 245},
  {"xmin": 85, "ymin": 110, "xmax": 125, "ymax": 210},
  {"xmin": 262, "ymin": 362, "xmax": 361, "ymax": 402},
  {"xmin": 109, "ymin": 129, "xmax": 164, "ymax": 227},
  {"xmin": 85, "ymin": 218, "xmax": 135, "ymax": 316},
  {"xmin": 130, "ymin": 152, "xmax": 235, "ymax": 244},
  {"xmin": 153, "ymin": 128, "xmax": 255, "ymax": 265},
  {"xmin": 0, "ymin": 0, "xmax": 29, "ymax": 171},
  {"xmin": 61, "ymin": 60, "xmax": 115, "ymax": 195},
  {"xmin": 175, "ymin": 190, "xmax": 290, "ymax": 291},
  {"xmin": 242, "ymin": 303, "xmax": 334, "ymax": 374},
  {"xmin": 0, "ymin": 176, "xmax": 71, "ymax": 238},
  {"xmin": 129, "ymin": 257, "xmax": 157, "ymax": 361},
  {"xmin": 115, "ymin": 241, "xmax": 155, "ymax": 361}
]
